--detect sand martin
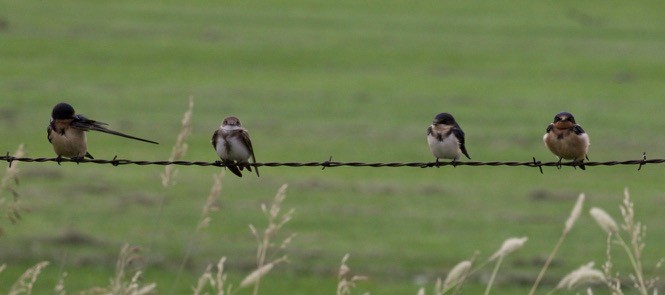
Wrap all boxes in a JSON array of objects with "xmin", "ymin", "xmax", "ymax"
[
  {"xmin": 47, "ymin": 102, "xmax": 158, "ymax": 161},
  {"xmin": 427, "ymin": 112, "xmax": 470, "ymax": 166},
  {"xmin": 211, "ymin": 116, "xmax": 259, "ymax": 177},
  {"xmin": 543, "ymin": 111, "xmax": 590, "ymax": 169}
]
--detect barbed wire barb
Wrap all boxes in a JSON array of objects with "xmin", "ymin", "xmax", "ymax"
[
  {"xmin": 638, "ymin": 152, "xmax": 647, "ymax": 171},
  {"xmin": 321, "ymin": 156, "xmax": 333, "ymax": 170},
  {"xmin": 1, "ymin": 155, "xmax": 664, "ymax": 170},
  {"xmin": 5, "ymin": 152, "xmax": 14, "ymax": 168},
  {"xmin": 532, "ymin": 157, "xmax": 544, "ymax": 174},
  {"xmin": 111, "ymin": 155, "xmax": 120, "ymax": 167}
]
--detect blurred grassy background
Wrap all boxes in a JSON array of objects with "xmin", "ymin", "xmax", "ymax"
[{"xmin": 1, "ymin": 0, "xmax": 664, "ymax": 293}]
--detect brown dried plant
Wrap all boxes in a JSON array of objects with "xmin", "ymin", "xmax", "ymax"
[
  {"xmin": 193, "ymin": 257, "xmax": 229, "ymax": 295},
  {"xmin": 529, "ymin": 193, "xmax": 585, "ymax": 295},
  {"xmin": 8, "ymin": 261, "xmax": 49, "ymax": 295},
  {"xmin": 173, "ymin": 171, "xmax": 224, "ymax": 292},
  {"xmin": 593, "ymin": 189, "xmax": 660, "ymax": 295},
  {"xmin": 242, "ymin": 184, "xmax": 295, "ymax": 295},
  {"xmin": 336, "ymin": 254, "xmax": 367, "ymax": 295},
  {"xmin": 0, "ymin": 144, "xmax": 26, "ymax": 235},
  {"xmin": 82, "ymin": 244, "xmax": 156, "ymax": 295},
  {"xmin": 161, "ymin": 96, "xmax": 194, "ymax": 188}
]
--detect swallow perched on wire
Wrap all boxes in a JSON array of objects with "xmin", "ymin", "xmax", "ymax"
[
  {"xmin": 543, "ymin": 111, "xmax": 590, "ymax": 170},
  {"xmin": 427, "ymin": 112, "xmax": 470, "ymax": 167},
  {"xmin": 211, "ymin": 116, "xmax": 259, "ymax": 177},
  {"xmin": 47, "ymin": 102, "xmax": 158, "ymax": 162}
]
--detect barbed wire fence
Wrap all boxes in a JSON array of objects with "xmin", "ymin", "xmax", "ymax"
[{"xmin": 1, "ymin": 152, "xmax": 659, "ymax": 173}]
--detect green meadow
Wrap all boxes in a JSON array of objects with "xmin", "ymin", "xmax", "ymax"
[{"xmin": 1, "ymin": 0, "xmax": 664, "ymax": 293}]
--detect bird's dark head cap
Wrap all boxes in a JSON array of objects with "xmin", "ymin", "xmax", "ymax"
[
  {"xmin": 222, "ymin": 116, "xmax": 241, "ymax": 127},
  {"xmin": 52, "ymin": 103, "xmax": 76, "ymax": 120},
  {"xmin": 433, "ymin": 112, "xmax": 457, "ymax": 125},
  {"xmin": 554, "ymin": 112, "xmax": 576, "ymax": 124}
]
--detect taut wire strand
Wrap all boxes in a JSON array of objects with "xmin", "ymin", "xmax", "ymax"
[{"xmin": 2, "ymin": 154, "xmax": 664, "ymax": 170}]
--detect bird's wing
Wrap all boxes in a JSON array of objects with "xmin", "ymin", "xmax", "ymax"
[
  {"xmin": 211, "ymin": 129, "xmax": 220, "ymax": 149},
  {"xmin": 427, "ymin": 125, "xmax": 433, "ymax": 136},
  {"xmin": 224, "ymin": 160, "xmax": 243, "ymax": 177},
  {"xmin": 452, "ymin": 126, "xmax": 470, "ymax": 159},
  {"xmin": 69, "ymin": 114, "xmax": 108, "ymax": 130},
  {"xmin": 70, "ymin": 115, "xmax": 158, "ymax": 144},
  {"xmin": 546, "ymin": 124, "xmax": 553, "ymax": 133},
  {"xmin": 47, "ymin": 122, "xmax": 53, "ymax": 143},
  {"xmin": 573, "ymin": 124, "xmax": 585, "ymax": 135},
  {"xmin": 240, "ymin": 129, "xmax": 259, "ymax": 177}
]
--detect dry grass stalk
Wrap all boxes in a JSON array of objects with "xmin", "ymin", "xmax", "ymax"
[
  {"xmin": 442, "ymin": 260, "xmax": 472, "ymax": 293},
  {"xmin": 555, "ymin": 262, "xmax": 605, "ymax": 290},
  {"xmin": 589, "ymin": 207, "xmax": 619, "ymax": 235},
  {"xmin": 529, "ymin": 193, "xmax": 585, "ymax": 295},
  {"xmin": 240, "ymin": 256, "xmax": 288, "ymax": 289},
  {"xmin": 434, "ymin": 277, "xmax": 443, "ymax": 295},
  {"xmin": 246, "ymin": 184, "xmax": 295, "ymax": 295},
  {"xmin": 112, "ymin": 244, "xmax": 140, "ymax": 291},
  {"xmin": 54, "ymin": 271, "xmax": 67, "ymax": 295},
  {"xmin": 161, "ymin": 96, "xmax": 194, "ymax": 188},
  {"xmin": 193, "ymin": 257, "xmax": 228, "ymax": 295},
  {"xmin": 8, "ymin": 261, "xmax": 49, "ymax": 295},
  {"xmin": 432, "ymin": 251, "xmax": 479, "ymax": 295},
  {"xmin": 565, "ymin": 193, "xmax": 585, "ymax": 234},
  {"xmin": 597, "ymin": 189, "xmax": 656, "ymax": 295},
  {"xmin": 112, "ymin": 245, "xmax": 155, "ymax": 295},
  {"xmin": 486, "ymin": 237, "xmax": 528, "ymax": 295},
  {"xmin": 1, "ymin": 144, "xmax": 26, "ymax": 233},
  {"xmin": 197, "ymin": 171, "xmax": 223, "ymax": 231},
  {"xmin": 336, "ymin": 254, "xmax": 367, "ymax": 295},
  {"xmin": 602, "ymin": 234, "xmax": 624, "ymax": 295},
  {"xmin": 489, "ymin": 237, "xmax": 528, "ymax": 261},
  {"xmin": 82, "ymin": 244, "xmax": 155, "ymax": 295},
  {"xmin": 193, "ymin": 264, "xmax": 214, "ymax": 295},
  {"xmin": 240, "ymin": 263, "xmax": 274, "ymax": 290},
  {"xmin": 214, "ymin": 258, "xmax": 228, "ymax": 294},
  {"xmin": 172, "ymin": 172, "xmax": 224, "ymax": 293},
  {"xmin": 619, "ymin": 188, "xmax": 648, "ymax": 293}
]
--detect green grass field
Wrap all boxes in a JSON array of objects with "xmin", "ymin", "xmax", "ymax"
[{"xmin": 1, "ymin": 0, "xmax": 664, "ymax": 293}]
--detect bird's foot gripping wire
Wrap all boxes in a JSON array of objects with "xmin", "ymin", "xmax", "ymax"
[
  {"xmin": 72, "ymin": 156, "xmax": 85, "ymax": 164},
  {"xmin": 572, "ymin": 159, "xmax": 586, "ymax": 170}
]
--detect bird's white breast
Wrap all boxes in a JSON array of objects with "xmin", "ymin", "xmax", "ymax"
[
  {"xmin": 543, "ymin": 130, "xmax": 589, "ymax": 160},
  {"xmin": 215, "ymin": 133, "xmax": 250, "ymax": 161},
  {"xmin": 428, "ymin": 132, "xmax": 462, "ymax": 160},
  {"xmin": 50, "ymin": 128, "xmax": 88, "ymax": 157}
]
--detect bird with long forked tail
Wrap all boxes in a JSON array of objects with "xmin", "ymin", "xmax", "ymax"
[{"xmin": 47, "ymin": 102, "xmax": 158, "ymax": 162}]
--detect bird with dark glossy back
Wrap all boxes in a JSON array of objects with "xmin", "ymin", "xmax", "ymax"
[
  {"xmin": 427, "ymin": 112, "xmax": 470, "ymax": 167},
  {"xmin": 543, "ymin": 111, "xmax": 590, "ymax": 169},
  {"xmin": 47, "ymin": 102, "xmax": 158, "ymax": 162}
]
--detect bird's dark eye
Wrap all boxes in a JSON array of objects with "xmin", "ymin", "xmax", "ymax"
[
  {"xmin": 223, "ymin": 120, "xmax": 227, "ymax": 124},
  {"xmin": 553, "ymin": 116, "xmax": 561, "ymax": 122}
]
